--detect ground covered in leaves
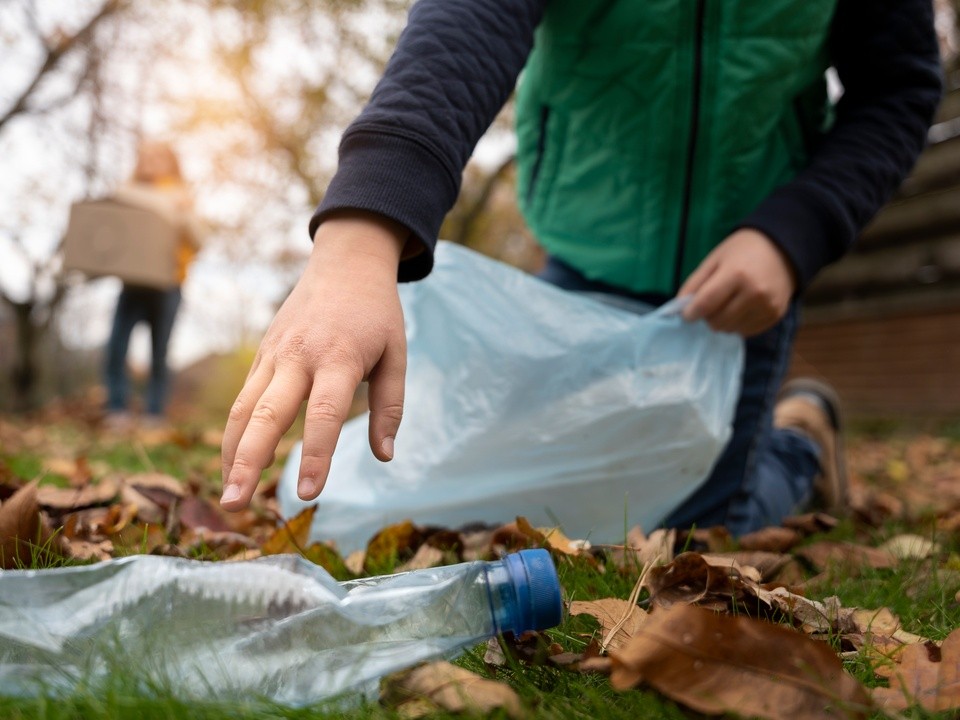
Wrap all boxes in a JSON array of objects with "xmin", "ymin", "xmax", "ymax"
[{"xmin": 1, "ymin": 403, "xmax": 960, "ymax": 719}]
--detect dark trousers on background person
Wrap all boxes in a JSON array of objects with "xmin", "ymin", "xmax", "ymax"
[
  {"xmin": 538, "ymin": 256, "xmax": 821, "ymax": 536},
  {"xmin": 105, "ymin": 284, "xmax": 182, "ymax": 417}
]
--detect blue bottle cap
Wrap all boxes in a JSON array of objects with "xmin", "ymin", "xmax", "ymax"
[{"xmin": 502, "ymin": 548, "xmax": 563, "ymax": 633}]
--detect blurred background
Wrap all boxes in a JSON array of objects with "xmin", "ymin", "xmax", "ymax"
[{"xmin": 1, "ymin": 0, "xmax": 960, "ymax": 425}]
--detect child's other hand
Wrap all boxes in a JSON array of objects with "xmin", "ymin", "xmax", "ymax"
[
  {"xmin": 219, "ymin": 213, "xmax": 409, "ymax": 511},
  {"xmin": 678, "ymin": 229, "xmax": 797, "ymax": 337}
]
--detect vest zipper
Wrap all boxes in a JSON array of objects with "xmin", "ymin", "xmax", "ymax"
[
  {"xmin": 673, "ymin": 0, "xmax": 707, "ymax": 293},
  {"xmin": 527, "ymin": 105, "xmax": 551, "ymax": 205}
]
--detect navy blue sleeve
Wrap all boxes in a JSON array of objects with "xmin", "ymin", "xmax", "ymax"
[
  {"xmin": 311, "ymin": 0, "xmax": 546, "ymax": 281},
  {"xmin": 740, "ymin": 0, "xmax": 943, "ymax": 289}
]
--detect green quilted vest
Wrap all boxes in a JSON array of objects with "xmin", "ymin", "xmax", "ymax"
[{"xmin": 516, "ymin": 0, "xmax": 837, "ymax": 295}]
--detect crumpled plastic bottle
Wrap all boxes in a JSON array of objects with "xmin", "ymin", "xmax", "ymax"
[{"xmin": 0, "ymin": 549, "xmax": 562, "ymax": 705}]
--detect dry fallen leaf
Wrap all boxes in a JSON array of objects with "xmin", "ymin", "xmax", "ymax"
[
  {"xmin": 611, "ymin": 527, "xmax": 676, "ymax": 570},
  {"xmin": 782, "ymin": 513, "xmax": 839, "ymax": 535},
  {"xmin": 127, "ymin": 472, "xmax": 185, "ymax": 497},
  {"xmin": 569, "ymin": 598, "xmax": 647, "ymax": 652},
  {"xmin": 610, "ymin": 603, "xmax": 872, "ymax": 720},
  {"xmin": 703, "ymin": 551, "xmax": 793, "ymax": 583},
  {"xmin": 41, "ymin": 456, "xmax": 93, "ymax": 486},
  {"xmin": 737, "ymin": 526, "xmax": 802, "ymax": 553},
  {"xmin": 364, "ymin": 520, "xmax": 424, "ymax": 571},
  {"xmin": 796, "ymin": 541, "xmax": 897, "ymax": 572},
  {"xmin": 396, "ymin": 543, "xmax": 444, "ymax": 572},
  {"xmin": 261, "ymin": 506, "xmax": 317, "ymax": 556},
  {"xmin": 63, "ymin": 538, "xmax": 114, "ymax": 562},
  {"xmin": 0, "ymin": 483, "xmax": 61, "ymax": 568},
  {"xmin": 345, "ymin": 549, "xmax": 366, "ymax": 576},
  {"xmin": 381, "ymin": 661, "xmax": 523, "ymax": 719},
  {"xmin": 848, "ymin": 607, "xmax": 928, "ymax": 646},
  {"xmin": 512, "ymin": 518, "xmax": 588, "ymax": 557},
  {"xmin": 758, "ymin": 588, "xmax": 856, "ymax": 636},
  {"xmin": 36, "ymin": 477, "xmax": 119, "ymax": 510},
  {"xmin": 642, "ymin": 552, "xmax": 751, "ymax": 611},
  {"xmin": 301, "ymin": 542, "xmax": 354, "ymax": 580},
  {"xmin": 483, "ymin": 631, "xmax": 565, "ymax": 668},
  {"xmin": 878, "ymin": 534, "xmax": 939, "ymax": 561},
  {"xmin": 119, "ymin": 484, "xmax": 165, "ymax": 524},
  {"xmin": 701, "ymin": 553, "xmax": 763, "ymax": 583},
  {"xmin": 177, "ymin": 495, "xmax": 232, "ymax": 533},
  {"xmin": 873, "ymin": 630, "xmax": 960, "ymax": 712}
]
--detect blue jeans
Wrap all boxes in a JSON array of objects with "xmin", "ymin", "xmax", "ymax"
[
  {"xmin": 539, "ymin": 256, "xmax": 820, "ymax": 535},
  {"xmin": 105, "ymin": 285, "xmax": 181, "ymax": 417}
]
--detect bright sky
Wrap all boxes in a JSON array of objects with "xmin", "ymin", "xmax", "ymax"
[{"xmin": 0, "ymin": 0, "xmax": 514, "ymax": 372}]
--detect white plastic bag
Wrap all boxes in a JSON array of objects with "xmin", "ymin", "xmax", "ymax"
[{"xmin": 278, "ymin": 242, "xmax": 744, "ymax": 551}]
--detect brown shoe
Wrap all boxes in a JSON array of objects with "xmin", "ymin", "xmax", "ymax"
[{"xmin": 773, "ymin": 378, "xmax": 848, "ymax": 516}]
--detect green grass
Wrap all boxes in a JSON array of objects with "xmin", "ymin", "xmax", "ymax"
[{"xmin": 4, "ymin": 423, "xmax": 960, "ymax": 718}]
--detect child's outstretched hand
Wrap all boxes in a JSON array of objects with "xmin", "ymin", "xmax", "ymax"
[
  {"xmin": 219, "ymin": 213, "xmax": 409, "ymax": 511},
  {"xmin": 678, "ymin": 229, "xmax": 797, "ymax": 337}
]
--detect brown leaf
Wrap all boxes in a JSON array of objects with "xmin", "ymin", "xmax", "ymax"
[
  {"xmin": 848, "ymin": 607, "xmax": 928, "ymax": 645},
  {"xmin": 483, "ymin": 637, "xmax": 507, "ymax": 667},
  {"xmin": 111, "ymin": 522, "xmax": 168, "ymax": 554},
  {"xmin": 99, "ymin": 502, "xmax": 138, "ymax": 535},
  {"xmin": 757, "ymin": 588, "xmax": 857, "ymax": 636},
  {"xmin": 458, "ymin": 525, "xmax": 496, "ymax": 561},
  {"xmin": 796, "ymin": 541, "xmax": 897, "ymax": 572},
  {"xmin": 396, "ymin": 543, "xmax": 444, "ymax": 572},
  {"xmin": 642, "ymin": 552, "xmax": 749, "ymax": 610},
  {"xmin": 610, "ymin": 604, "xmax": 871, "ymax": 719},
  {"xmin": 36, "ymin": 477, "xmax": 119, "ymax": 510},
  {"xmin": 873, "ymin": 631, "xmax": 960, "ymax": 712},
  {"xmin": 514, "ymin": 519, "xmax": 587, "ymax": 556},
  {"xmin": 610, "ymin": 527, "xmax": 677, "ymax": 571},
  {"xmin": 703, "ymin": 551, "xmax": 793, "ymax": 583},
  {"xmin": 127, "ymin": 472, "xmax": 185, "ymax": 498},
  {"xmin": 676, "ymin": 526, "xmax": 734, "ymax": 553},
  {"xmin": 119, "ymin": 485, "xmax": 165, "ymax": 524},
  {"xmin": 490, "ymin": 521, "xmax": 535, "ymax": 551},
  {"xmin": 701, "ymin": 553, "xmax": 763, "ymax": 584},
  {"xmin": 842, "ymin": 608, "xmax": 931, "ymax": 680},
  {"xmin": 301, "ymin": 542, "xmax": 354, "ymax": 580},
  {"xmin": 261, "ymin": 506, "xmax": 316, "ymax": 556},
  {"xmin": 41, "ymin": 456, "xmax": 93, "ymax": 486},
  {"xmin": 577, "ymin": 656, "xmax": 613, "ymax": 674},
  {"xmin": 181, "ymin": 529, "xmax": 258, "ymax": 559},
  {"xmin": 844, "ymin": 634, "xmax": 915, "ymax": 678},
  {"xmin": 480, "ymin": 631, "xmax": 563, "ymax": 667},
  {"xmin": 177, "ymin": 495, "xmax": 232, "ymax": 533},
  {"xmin": 738, "ymin": 526, "xmax": 802, "ymax": 553},
  {"xmin": 0, "ymin": 483, "xmax": 62, "ymax": 568},
  {"xmin": 364, "ymin": 520, "xmax": 423, "ymax": 571},
  {"xmin": 782, "ymin": 513, "xmax": 839, "ymax": 535},
  {"xmin": 381, "ymin": 661, "xmax": 523, "ymax": 719},
  {"xmin": 854, "ymin": 490, "xmax": 905, "ymax": 527},
  {"xmin": 569, "ymin": 598, "xmax": 648, "ymax": 652},
  {"xmin": 63, "ymin": 538, "xmax": 114, "ymax": 562},
  {"xmin": 878, "ymin": 534, "xmax": 939, "ymax": 561},
  {"xmin": 345, "ymin": 550, "xmax": 366, "ymax": 576}
]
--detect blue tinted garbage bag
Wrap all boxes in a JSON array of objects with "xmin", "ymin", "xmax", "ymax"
[{"xmin": 278, "ymin": 242, "xmax": 744, "ymax": 552}]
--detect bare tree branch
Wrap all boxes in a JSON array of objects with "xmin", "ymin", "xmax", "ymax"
[{"xmin": 0, "ymin": 0, "xmax": 122, "ymax": 131}]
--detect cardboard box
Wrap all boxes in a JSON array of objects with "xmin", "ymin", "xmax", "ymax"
[{"xmin": 62, "ymin": 197, "xmax": 180, "ymax": 288}]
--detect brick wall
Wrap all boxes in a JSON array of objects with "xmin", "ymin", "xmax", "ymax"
[{"xmin": 789, "ymin": 306, "xmax": 960, "ymax": 417}]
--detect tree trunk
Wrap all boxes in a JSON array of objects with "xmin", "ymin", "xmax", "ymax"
[{"xmin": 10, "ymin": 302, "xmax": 38, "ymax": 412}]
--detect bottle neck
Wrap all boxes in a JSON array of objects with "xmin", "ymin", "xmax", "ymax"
[{"xmin": 482, "ymin": 562, "xmax": 522, "ymax": 635}]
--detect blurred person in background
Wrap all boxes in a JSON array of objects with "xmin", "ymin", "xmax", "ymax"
[{"xmin": 103, "ymin": 141, "xmax": 201, "ymax": 430}]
